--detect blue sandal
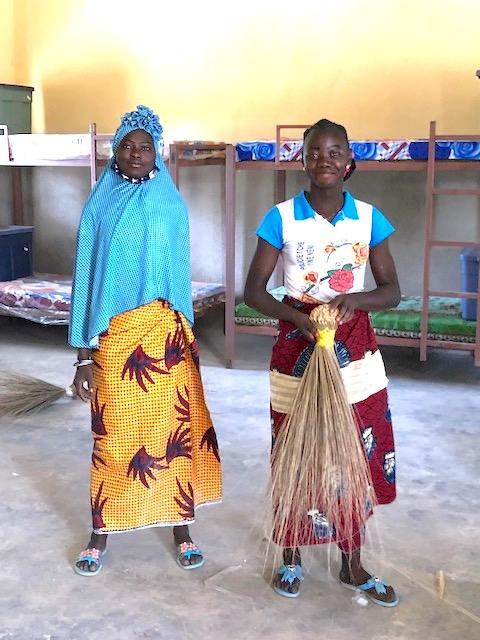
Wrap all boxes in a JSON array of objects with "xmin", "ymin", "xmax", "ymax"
[
  {"xmin": 74, "ymin": 547, "xmax": 106, "ymax": 577},
  {"xmin": 273, "ymin": 564, "xmax": 304, "ymax": 598},
  {"xmin": 176, "ymin": 542, "xmax": 205, "ymax": 570},
  {"xmin": 340, "ymin": 575, "xmax": 399, "ymax": 607}
]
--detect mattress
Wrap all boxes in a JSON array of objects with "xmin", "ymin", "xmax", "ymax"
[
  {"xmin": 4, "ymin": 135, "xmax": 224, "ymax": 164},
  {"xmin": 191, "ymin": 281, "xmax": 226, "ymax": 316},
  {"xmin": 0, "ymin": 274, "xmax": 71, "ymax": 324},
  {"xmin": 370, "ymin": 296, "xmax": 476, "ymax": 342},
  {"xmin": 235, "ymin": 290, "xmax": 476, "ymax": 342},
  {"xmin": 235, "ymin": 139, "xmax": 480, "ymax": 162},
  {"xmin": 172, "ymin": 141, "xmax": 226, "ymax": 161},
  {"xmin": 235, "ymin": 287, "xmax": 285, "ymax": 327},
  {"xmin": 0, "ymin": 275, "xmax": 225, "ymax": 325},
  {"xmin": 7, "ymin": 134, "xmax": 112, "ymax": 162}
]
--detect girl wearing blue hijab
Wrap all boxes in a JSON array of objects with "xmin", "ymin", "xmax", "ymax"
[{"xmin": 69, "ymin": 106, "xmax": 222, "ymax": 577}]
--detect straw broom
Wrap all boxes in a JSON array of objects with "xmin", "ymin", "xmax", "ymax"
[
  {"xmin": 0, "ymin": 372, "xmax": 75, "ymax": 417},
  {"xmin": 269, "ymin": 303, "xmax": 376, "ymax": 559}
]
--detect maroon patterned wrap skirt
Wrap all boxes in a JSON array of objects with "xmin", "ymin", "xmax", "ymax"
[{"xmin": 270, "ymin": 297, "xmax": 396, "ymax": 549}]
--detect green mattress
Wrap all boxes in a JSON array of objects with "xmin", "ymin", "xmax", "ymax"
[
  {"xmin": 235, "ymin": 287, "xmax": 286, "ymax": 327},
  {"xmin": 234, "ymin": 290, "xmax": 476, "ymax": 342},
  {"xmin": 370, "ymin": 296, "xmax": 476, "ymax": 342}
]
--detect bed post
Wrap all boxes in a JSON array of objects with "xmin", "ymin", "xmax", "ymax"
[
  {"xmin": 274, "ymin": 170, "xmax": 286, "ymax": 203},
  {"xmin": 420, "ymin": 121, "xmax": 436, "ymax": 361},
  {"xmin": 272, "ymin": 170, "xmax": 287, "ymax": 286},
  {"xmin": 169, "ymin": 143, "xmax": 179, "ymax": 187},
  {"xmin": 225, "ymin": 144, "xmax": 236, "ymax": 368},
  {"xmin": 474, "ymin": 284, "xmax": 480, "ymax": 366},
  {"xmin": 89, "ymin": 123, "xmax": 97, "ymax": 188},
  {"xmin": 273, "ymin": 126, "xmax": 287, "ymax": 288},
  {"xmin": 12, "ymin": 168, "xmax": 24, "ymax": 225}
]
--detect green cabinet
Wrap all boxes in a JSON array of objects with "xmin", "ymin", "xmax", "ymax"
[{"xmin": 0, "ymin": 84, "xmax": 34, "ymax": 134}]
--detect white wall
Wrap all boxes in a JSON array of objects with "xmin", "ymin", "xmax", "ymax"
[
  {"xmin": 29, "ymin": 167, "xmax": 90, "ymax": 273},
  {"xmin": 1, "ymin": 165, "xmax": 479, "ymax": 297}
]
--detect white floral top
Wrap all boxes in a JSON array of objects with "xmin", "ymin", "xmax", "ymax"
[{"xmin": 256, "ymin": 191, "xmax": 395, "ymax": 304}]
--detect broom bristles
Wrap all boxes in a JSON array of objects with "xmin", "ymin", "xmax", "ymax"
[
  {"xmin": 0, "ymin": 372, "xmax": 68, "ymax": 417},
  {"xmin": 267, "ymin": 304, "xmax": 376, "ymax": 567}
]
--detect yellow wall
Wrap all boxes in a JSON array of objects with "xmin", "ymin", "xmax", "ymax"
[
  {"xmin": 0, "ymin": 0, "xmax": 15, "ymax": 83},
  {"xmin": 10, "ymin": 0, "xmax": 480, "ymax": 139}
]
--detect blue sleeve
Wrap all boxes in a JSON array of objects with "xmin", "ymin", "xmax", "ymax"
[
  {"xmin": 68, "ymin": 210, "xmax": 97, "ymax": 348},
  {"xmin": 256, "ymin": 206, "xmax": 283, "ymax": 250},
  {"xmin": 370, "ymin": 207, "xmax": 395, "ymax": 247}
]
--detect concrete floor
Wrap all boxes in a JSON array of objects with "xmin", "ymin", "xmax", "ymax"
[{"xmin": 0, "ymin": 311, "xmax": 479, "ymax": 640}]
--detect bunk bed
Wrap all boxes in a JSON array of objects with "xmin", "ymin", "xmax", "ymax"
[
  {"xmin": 0, "ymin": 127, "xmax": 230, "ymax": 328},
  {"xmin": 168, "ymin": 141, "xmax": 236, "ymax": 367},
  {"xmin": 0, "ymin": 124, "xmax": 112, "ymax": 225},
  {"xmin": 0, "ymin": 274, "xmax": 226, "ymax": 325},
  {"xmin": 228, "ymin": 122, "xmax": 480, "ymax": 367}
]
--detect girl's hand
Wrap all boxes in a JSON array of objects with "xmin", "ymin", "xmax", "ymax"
[
  {"xmin": 329, "ymin": 294, "xmax": 358, "ymax": 325},
  {"xmin": 73, "ymin": 365, "xmax": 94, "ymax": 402},
  {"xmin": 293, "ymin": 310, "xmax": 317, "ymax": 342}
]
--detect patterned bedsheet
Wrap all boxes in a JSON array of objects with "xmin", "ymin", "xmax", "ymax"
[
  {"xmin": 171, "ymin": 142, "xmax": 226, "ymax": 161},
  {"xmin": 0, "ymin": 275, "xmax": 225, "ymax": 325},
  {"xmin": 236, "ymin": 139, "xmax": 480, "ymax": 162},
  {"xmin": 191, "ymin": 281, "xmax": 225, "ymax": 316}
]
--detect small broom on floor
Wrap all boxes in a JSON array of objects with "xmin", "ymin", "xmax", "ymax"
[
  {"xmin": 269, "ymin": 303, "xmax": 376, "ymax": 559},
  {"xmin": 0, "ymin": 372, "xmax": 76, "ymax": 417}
]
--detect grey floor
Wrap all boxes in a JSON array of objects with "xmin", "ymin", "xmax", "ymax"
[{"xmin": 0, "ymin": 310, "xmax": 479, "ymax": 640}]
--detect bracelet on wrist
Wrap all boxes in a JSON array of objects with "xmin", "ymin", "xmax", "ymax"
[{"xmin": 74, "ymin": 359, "xmax": 94, "ymax": 368}]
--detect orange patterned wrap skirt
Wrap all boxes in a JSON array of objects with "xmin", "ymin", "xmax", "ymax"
[{"xmin": 90, "ymin": 300, "xmax": 222, "ymax": 533}]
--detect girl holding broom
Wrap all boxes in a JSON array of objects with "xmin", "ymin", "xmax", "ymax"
[{"xmin": 244, "ymin": 119, "xmax": 400, "ymax": 606}]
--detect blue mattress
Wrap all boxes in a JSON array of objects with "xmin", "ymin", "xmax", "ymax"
[{"xmin": 236, "ymin": 139, "xmax": 480, "ymax": 162}]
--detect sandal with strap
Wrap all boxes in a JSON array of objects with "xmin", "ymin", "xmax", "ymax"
[
  {"xmin": 176, "ymin": 542, "xmax": 205, "ymax": 570},
  {"xmin": 340, "ymin": 575, "xmax": 399, "ymax": 607},
  {"xmin": 273, "ymin": 564, "xmax": 304, "ymax": 598},
  {"xmin": 74, "ymin": 547, "xmax": 106, "ymax": 577}
]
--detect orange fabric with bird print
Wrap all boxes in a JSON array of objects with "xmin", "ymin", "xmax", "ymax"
[{"xmin": 90, "ymin": 300, "xmax": 222, "ymax": 533}]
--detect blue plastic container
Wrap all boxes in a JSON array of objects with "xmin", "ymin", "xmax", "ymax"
[
  {"xmin": 0, "ymin": 225, "xmax": 34, "ymax": 281},
  {"xmin": 460, "ymin": 248, "xmax": 480, "ymax": 320}
]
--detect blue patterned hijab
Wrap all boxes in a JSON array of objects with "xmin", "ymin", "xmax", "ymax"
[{"xmin": 69, "ymin": 105, "xmax": 193, "ymax": 348}]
